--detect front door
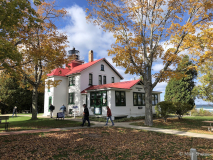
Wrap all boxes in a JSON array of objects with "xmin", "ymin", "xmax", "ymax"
[
  {"xmin": 94, "ymin": 92, "xmax": 102, "ymax": 115},
  {"xmin": 90, "ymin": 91, "xmax": 107, "ymax": 115}
]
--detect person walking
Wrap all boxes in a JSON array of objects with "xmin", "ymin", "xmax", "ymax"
[
  {"xmin": 81, "ymin": 104, "xmax": 90, "ymax": 127},
  {"xmin": 12, "ymin": 106, "xmax": 17, "ymax": 117},
  {"xmin": 59, "ymin": 104, "xmax": 66, "ymax": 119},
  {"xmin": 49, "ymin": 104, "xmax": 55, "ymax": 118},
  {"xmin": 105, "ymin": 106, "xmax": 114, "ymax": 126}
]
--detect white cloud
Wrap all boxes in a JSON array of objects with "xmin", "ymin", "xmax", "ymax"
[
  {"xmin": 59, "ymin": 5, "xmax": 114, "ymax": 60},
  {"xmin": 152, "ymin": 63, "xmax": 164, "ymax": 72},
  {"xmin": 59, "ymin": 5, "xmax": 136, "ymax": 81}
]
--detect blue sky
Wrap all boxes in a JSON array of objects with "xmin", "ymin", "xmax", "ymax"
[{"xmin": 38, "ymin": 0, "xmax": 211, "ymax": 105}]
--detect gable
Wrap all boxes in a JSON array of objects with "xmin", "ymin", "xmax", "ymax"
[{"xmin": 66, "ymin": 58, "xmax": 124, "ymax": 79}]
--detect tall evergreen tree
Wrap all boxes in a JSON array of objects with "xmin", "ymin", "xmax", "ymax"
[{"xmin": 165, "ymin": 55, "xmax": 197, "ymax": 107}]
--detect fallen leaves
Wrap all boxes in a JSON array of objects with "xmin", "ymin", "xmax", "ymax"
[{"xmin": 0, "ymin": 127, "xmax": 213, "ymax": 159}]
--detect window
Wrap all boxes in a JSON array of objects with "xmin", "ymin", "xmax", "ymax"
[
  {"xmin": 90, "ymin": 92, "xmax": 96, "ymax": 106},
  {"xmin": 89, "ymin": 73, "xmax": 93, "ymax": 85},
  {"xmin": 133, "ymin": 92, "xmax": 145, "ymax": 106},
  {"xmin": 69, "ymin": 76, "xmax": 75, "ymax": 86},
  {"xmin": 90, "ymin": 91, "xmax": 107, "ymax": 106},
  {"xmin": 152, "ymin": 94, "xmax": 158, "ymax": 105},
  {"xmin": 115, "ymin": 91, "xmax": 126, "ymax": 106},
  {"xmin": 112, "ymin": 77, "xmax": 114, "ymax": 83},
  {"xmin": 99, "ymin": 75, "xmax": 102, "ymax": 85},
  {"xmin": 48, "ymin": 96, "xmax": 52, "ymax": 112},
  {"xmin": 102, "ymin": 91, "xmax": 107, "ymax": 106},
  {"xmin": 48, "ymin": 83, "xmax": 50, "ymax": 92},
  {"xmin": 47, "ymin": 80, "xmax": 51, "ymax": 92},
  {"xmin": 101, "ymin": 64, "xmax": 104, "ymax": 71},
  {"xmin": 68, "ymin": 93, "xmax": 75, "ymax": 104},
  {"xmin": 86, "ymin": 95, "xmax": 87, "ymax": 107},
  {"xmin": 103, "ymin": 76, "xmax": 106, "ymax": 84}
]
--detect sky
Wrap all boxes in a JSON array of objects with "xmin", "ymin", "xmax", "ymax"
[{"xmin": 36, "ymin": 0, "xmax": 212, "ymax": 105}]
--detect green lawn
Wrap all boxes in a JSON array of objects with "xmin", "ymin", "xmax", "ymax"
[
  {"xmin": 130, "ymin": 116, "xmax": 213, "ymax": 134},
  {"xmin": 0, "ymin": 116, "xmax": 82, "ymax": 132},
  {"xmin": 0, "ymin": 127, "xmax": 213, "ymax": 159},
  {"xmin": 17, "ymin": 113, "xmax": 44, "ymax": 116}
]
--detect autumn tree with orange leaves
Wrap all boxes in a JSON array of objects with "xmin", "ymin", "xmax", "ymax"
[
  {"xmin": 86, "ymin": 0, "xmax": 213, "ymax": 126},
  {"xmin": 3, "ymin": 1, "xmax": 69, "ymax": 120}
]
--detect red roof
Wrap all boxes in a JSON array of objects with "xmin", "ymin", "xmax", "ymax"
[
  {"xmin": 81, "ymin": 79, "xmax": 141, "ymax": 93},
  {"xmin": 47, "ymin": 59, "xmax": 103, "ymax": 77},
  {"xmin": 66, "ymin": 58, "xmax": 103, "ymax": 76},
  {"xmin": 47, "ymin": 68, "xmax": 70, "ymax": 77},
  {"xmin": 47, "ymin": 58, "xmax": 123, "ymax": 79}
]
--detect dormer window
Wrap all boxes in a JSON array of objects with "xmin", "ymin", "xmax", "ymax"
[
  {"xmin": 69, "ymin": 76, "xmax": 75, "ymax": 86},
  {"xmin": 101, "ymin": 64, "xmax": 104, "ymax": 71}
]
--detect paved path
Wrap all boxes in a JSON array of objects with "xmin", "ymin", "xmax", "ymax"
[{"xmin": 1, "ymin": 116, "xmax": 213, "ymax": 139}]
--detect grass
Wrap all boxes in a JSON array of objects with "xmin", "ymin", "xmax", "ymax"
[
  {"xmin": 130, "ymin": 116, "xmax": 213, "ymax": 134},
  {"xmin": 0, "ymin": 116, "xmax": 82, "ymax": 132},
  {"xmin": 0, "ymin": 127, "xmax": 213, "ymax": 159},
  {"xmin": 3, "ymin": 113, "xmax": 44, "ymax": 116}
]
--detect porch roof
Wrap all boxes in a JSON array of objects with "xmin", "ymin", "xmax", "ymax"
[{"xmin": 81, "ymin": 79, "xmax": 141, "ymax": 93}]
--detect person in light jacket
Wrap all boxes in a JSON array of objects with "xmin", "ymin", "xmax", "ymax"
[
  {"xmin": 105, "ymin": 106, "xmax": 114, "ymax": 126},
  {"xmin": 59, "ymin": 104, "xmax": 66, "ymax": 119},
  {"xmin": 12, "ymin": 106, "xmax": 17, "ymax": 117}
]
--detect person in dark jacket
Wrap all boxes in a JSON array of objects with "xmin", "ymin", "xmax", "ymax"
[
  {"xmin": 81, "ymin": 104, "xmax": 90, "ymax": 127},
  {"xmin": 12, "ymin": 106, "xmax": 17, "ymax": 117},
  {"xmin": 49, "ymin": 104, "xmax": 55, "ymax": 118},
  {"xmin": 105, "ymin": 106, "xmax": 114, "ymax": 126}
]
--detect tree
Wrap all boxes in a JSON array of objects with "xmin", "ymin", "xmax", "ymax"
[
  {"xmin": 192, "ymin": 60, "xmax": 213, "ymax": 103},
  {"xmin": 173, "ymin": 102, "xmax": 193, "ymax": 119},
  {"xmin": 0, "ymin": 0, "xmax": 41, "ymax": 70},
  {"xmin": 164, "ymin": 55, "xmax": 197, "ymax": 118},
  {"xmin": 86, "ymin": 0, "xmax": 213, "ymax": 126},
  {"xmin": 0, "ymin": 72, "xmax": 44, "ymax": 114},
  {"xmin": 3, "ymin": 1, "xmax": 69, "ymax": 119},
  {"xmin": 155, "ymin": 101, "xmax": 175, "ymax": 122}
]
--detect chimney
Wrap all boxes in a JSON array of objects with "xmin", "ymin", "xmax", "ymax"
[{"xmin": 89, "ymin": 50, "xmax": 93, "ymax": 62}]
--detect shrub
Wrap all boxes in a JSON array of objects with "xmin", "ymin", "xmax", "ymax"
[
  {"xmin": 155, "ymin": 101, "xmax": 176, "ymax": 122},
  {"xmin": 173, "ymin": 102, "xmax": 193, "ymax": 119}
]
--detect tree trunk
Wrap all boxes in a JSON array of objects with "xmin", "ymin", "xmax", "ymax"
[
  {"xmin": 144, "ymin": 81, "xmax": 153, "ymax": 126},
  {"xmin": 31, "ymin": 86, "xmax": 38, "ymax": 120}
]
